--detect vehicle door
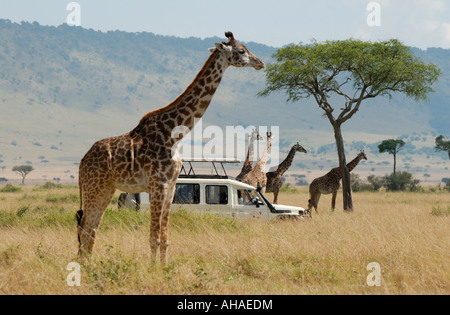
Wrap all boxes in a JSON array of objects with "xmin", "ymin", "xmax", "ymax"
[
  {"xmin": 204, "ymin": 185, "xmax": 232, "ymax": 215},
  {"xmin": 234, "ymin": 189, "xmax": 267, "ymax": 219}
]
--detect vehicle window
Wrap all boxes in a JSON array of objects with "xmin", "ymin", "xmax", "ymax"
[
  {"xmin": 206, "ymin": 185, "xmax": 228, "ymax": 205},
  {"xmin": 173, "ymin": 184, "xmax": 200, "ymax": 204},
  {"xmin": 238, "ymin": 189, "xmax": 260, "ymax": 206}
]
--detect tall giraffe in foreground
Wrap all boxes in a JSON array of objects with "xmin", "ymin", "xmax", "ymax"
[
  {"xmin": 241, "ymin": 132, "xmax": 272, "ymax": 190},
  {"xmin": 308, "ymin": 150, "xmax": 367, "ymax": 213},
  {"xmin": 77, "ymin": 32, "xmax": 265, "ymax": 264},
  {"xmin": 266, "ymin": 142, "xmax": 307, "ymax": 204},
  {"xmin": 236, "ymin": 129, "xmax": 262, "ymax": 181}
]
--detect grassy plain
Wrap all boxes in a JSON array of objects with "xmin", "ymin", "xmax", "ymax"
[{"xmin": 0, "ymin": 184, "xmax": 449, "ymax": 295}]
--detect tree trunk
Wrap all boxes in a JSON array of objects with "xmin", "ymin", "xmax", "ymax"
[
  {"xmin": 333, "ymin": 123, "xmax": 354, "ymax": 212},
  {"xmin": 393, "ymin": 152, "xmax": 397, "ymax": 176}
]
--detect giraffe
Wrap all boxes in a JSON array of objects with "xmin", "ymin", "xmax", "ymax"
[
  {"xmin": 307, "ymin": 150, "xmax": 367, "ymax": 213},
  {"xmin": 236, "ymin": 129, "xmax": 262, "ymax": 181},
  {"xmin": 266, "ymin": 142, "xmax": 307, "ymax": 204},
  {"xmin": 241, "ymin": 132, "xmax": 272, "ymax": 190},
  {"xmin": 76, "ymin": 32, "xmax": 265, "ymax": 265}
]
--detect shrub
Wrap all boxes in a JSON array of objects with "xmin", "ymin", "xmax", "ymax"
[
  {"xmin": 279, "ymin": 183, "xmax": 299, "ymax": 194},
  {"xmin": 1, "ymin": 184, "xmax": 23, "ymax": 193},
  {"xmin": 351, "ymin": 174, "xmax": 376, "ymax": 192},
  {"xmin": 367, "ymin": 175, "xmax": 384, "ymax": 191},
  {"xmin": 383, "ymin": 171, "xmax": 420, "ymax": 192},
  {"xmin": 41, "ymin": 182, "xmax": 63, "ymax": 189},
  {"xmin": 431, "ymin": 205, "xmax": 450, "ymax": 217}
]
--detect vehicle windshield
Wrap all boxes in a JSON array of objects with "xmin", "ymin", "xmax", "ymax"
[{"xmin": 237, "ymin": 189, "xmax": 264, "ymax": 206}]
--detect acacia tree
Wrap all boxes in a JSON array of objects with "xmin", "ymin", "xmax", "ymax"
[
  {"xmin": 258, "ymin": 39, "xmax": 440, "ymax": 211},
  {"xmin": 378, "ymin": 139, "xmax": 405, "ymax": 176},
  {"xmin": 435, "ymin": 135, "xmax": 450, "ymax": 159},
  {"xmin": 12, "ymin": 165, "xmax": 34, "ymax": 185}
]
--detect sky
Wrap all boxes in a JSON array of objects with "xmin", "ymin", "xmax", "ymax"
[{"xmin": 0, "ymin": 0, "xmax": 449, "ymax": 49}]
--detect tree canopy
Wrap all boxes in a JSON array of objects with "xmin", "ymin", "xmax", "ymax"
[{"xmin": 258, "ymin": 39, "xmax": 441, "ymax": 126}]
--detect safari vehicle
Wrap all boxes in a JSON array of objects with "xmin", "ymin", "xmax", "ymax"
[{"xmin": 118, "ymin": 159, "xmax": 311, "ymax": 220}]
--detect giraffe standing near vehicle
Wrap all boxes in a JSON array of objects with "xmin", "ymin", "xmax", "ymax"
[
  {"xmin": 307, "ymin": 150, "xmax": 367, "ymax": 213},
  {"xmin": 76, "ymin": 32, "xmax": 265, "ymax": 265},
  {"xmin": 266, "ymin": 142, "xmax": 307, "ymax": 204},
  {"xmin": 241, "ymin": 132, "xmax": 272, "ymax": 190},
  {"xmin": 236, "ymin": 129, "xmax": 262, "ymax": 181}
]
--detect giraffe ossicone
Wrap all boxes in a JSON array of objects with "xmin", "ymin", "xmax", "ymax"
[{"xmin": 77, "ymin": 32, "xmax": 265, "ymax": 265}]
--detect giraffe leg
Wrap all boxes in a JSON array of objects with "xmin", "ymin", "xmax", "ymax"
[
  {"xmin": 78, "ymin": 185, "xmax": 115, "ymax": 257},
  {"xmin": 331, "ymin": 191, "xmax": 337, "ymax": 212},
  {"xmin": 148, "ymin": 180, "xmax": 174, "ymax": 264},
  {"xmin": 273, "ymin": 187, "xmax": 279, "ymax": 204},
  {"xmin": 159, "ymin": 181, "xmax": 177, "ymax": 265},
  {"xmin": 149, "ymin": 189, "xmax": 164, "ymax": 263},
  {"xmin": 308, "ymin": 191, "xmax": 321, "ymax": 214}
]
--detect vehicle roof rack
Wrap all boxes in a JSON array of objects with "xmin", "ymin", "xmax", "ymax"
[
  {"xmin": 179, "ymin": 158, "xmax": 241, "ymax": 178},
  {"xmin": 181, "ymin": 158, "xmax": 241, "ymax": 163}
]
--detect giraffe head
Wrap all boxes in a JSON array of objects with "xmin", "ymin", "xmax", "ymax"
[
  {"xmin": 211, "ymin": 32, "xmax": 265, "ymax": 70},
  {"xmin": 358, "ymin": 150, "xmax": 368, "ymax": 161},
  {"xmin": 266, "ymin": 132, "xmax": 273, "ymax": 149},
  {"xmin": 251, "ymin": 129, "xmax": 263, "ymax": 141},
  {"xmin": 293, "ymin": 142, "xmax": 308, "ymax": 154}
]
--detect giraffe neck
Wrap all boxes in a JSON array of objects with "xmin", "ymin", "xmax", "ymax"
[
  {"xmin": 274, "ymin": 146, "xmax": 297, "ymax": 177},
  {"xmin": 243, "ymin": 132, "xmax": 258, "ymax": 168},
  {"xmin": 253, "ymin": 139, "xmax": 271, "ymax": 172},
  {"xmin": 135, "ymin": 49, "xmax": 228, "ymax": 137},
  {"xmin": 347, "ymin": 155, "xmax": 362, "ymax": 173}
]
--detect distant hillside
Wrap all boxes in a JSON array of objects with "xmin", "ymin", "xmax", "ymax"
[{"xmin": 0, "ymin": 20, "xmax": 448, "ymax": 185}]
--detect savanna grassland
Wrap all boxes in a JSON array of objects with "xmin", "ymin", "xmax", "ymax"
[{"xmin": 0, "ymin": 184, "xmax": 449, "ymax": 295}]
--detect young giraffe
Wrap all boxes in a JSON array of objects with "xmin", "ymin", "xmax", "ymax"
[
  {"xmin": 266, "ymin": 142, "xmax": 307, "ymax": 204},
  {"xmin": 241, "ymin": 132, "xmax": 272, "ymax": 190},
  {"xmin": 77, "ymin": 32, "xmax": 265, "ymax": 265},
  {"xmin": 307, "ymin": 150, "xmax": 367, "ymax": 213},
  {"xmin": 236, "ymin": 129, "xmax": 262, "ymax": 181}
]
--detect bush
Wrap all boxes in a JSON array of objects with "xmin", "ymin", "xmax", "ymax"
[
  {"xmin": 1, "ymin": 184, "xmax": 23, "ymax": 193},
  {"xmin": 383, "ymin": 172, "xmax": 420, "ymax": 192},
  {"xmin": 351, "ymin": 174, "xmax": 376, "ymax": 192},
  {"xmin": 33, "ymin": 182, "xmax": 66, "ymax": 192},
  {"xmin": 441, "ymin": 179, "xmax": 450, "ymax": 192},
  {"xmin": 41, "ymin": 182, "xmax": 63, "ymax": 189},
  {"xmin": 431, "ymin": 205, "xmax": 450, "ymax": 217},
  {"xmin": 367, "ymin": 175, "xmax": 384, "ymax": 191},
  {"xmin": 279, "ymin": 183, "xmax": 299, "ymax": 194}
]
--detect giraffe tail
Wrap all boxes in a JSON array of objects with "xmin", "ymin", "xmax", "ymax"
[{"xmin": 77, "ymin": 166, "xmax": 84, "ymax": 227}]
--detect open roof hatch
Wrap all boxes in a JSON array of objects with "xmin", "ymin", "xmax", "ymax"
[{"xmin": 179, "ymin": 158, "xmax": 241, "ymax": 179}]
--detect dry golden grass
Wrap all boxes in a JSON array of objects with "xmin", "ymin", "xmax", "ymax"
[{"xmin": 0, "ymin": 185, "xmax": 449, "ymax": 295}]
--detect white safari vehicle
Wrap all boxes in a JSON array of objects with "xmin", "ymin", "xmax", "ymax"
[{"xmin": 118, "ymin": 159, "xmax": 311, "ymax": 220}]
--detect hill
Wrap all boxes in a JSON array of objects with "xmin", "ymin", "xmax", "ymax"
[{"xmin": 0, "ymin": 20, "xmax": 448, "ymax": 185}]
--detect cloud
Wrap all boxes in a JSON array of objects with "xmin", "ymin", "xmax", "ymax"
[{"xmin": 350, "ymin": 0, "xmax": 450, "ymax": 48}]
